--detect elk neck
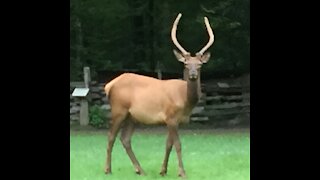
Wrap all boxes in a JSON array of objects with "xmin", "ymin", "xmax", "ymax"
[{"xmin": 184, "ymin": 68, "xmax": 201, "ymax": 108}]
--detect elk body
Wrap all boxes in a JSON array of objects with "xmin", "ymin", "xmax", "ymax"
[{"xmin": 104, "ymin": 13, "xmax": 214, "ymax": 178}]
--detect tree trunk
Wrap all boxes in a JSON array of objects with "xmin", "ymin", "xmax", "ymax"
[
  {"xmin": 127, "ymin": 0, "xmax": 145, "ymax": 69},
  {"xmin": 75, "ymin": 16, "xmax": 83, "ymax": 69},
  {"xmin": 147, "ymin": 0, "xmax": 155, "ymax": 72}
]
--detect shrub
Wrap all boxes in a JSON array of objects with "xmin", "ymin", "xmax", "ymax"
[{"xmin": 89, "ymin": 105, "xmax": 108, "ymax": 128}]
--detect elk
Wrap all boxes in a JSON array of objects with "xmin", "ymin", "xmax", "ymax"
[{"xmin": 104, "ymin": 13, "xmax": 214, "ymax": 178}]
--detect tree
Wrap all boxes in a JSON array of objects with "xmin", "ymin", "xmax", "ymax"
[{"xmin": 70, "ymin": 0, "xmax": 250, "ymax": 81}]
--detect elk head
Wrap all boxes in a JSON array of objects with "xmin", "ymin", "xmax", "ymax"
[{"xmin": 171, "ymin": 13, "xmax": 214, "ymax": 81}]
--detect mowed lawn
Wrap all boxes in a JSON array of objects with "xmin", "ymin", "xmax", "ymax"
[{"xmin": 70, "ymin": 128, "xmax": 250, "ymax": 180}]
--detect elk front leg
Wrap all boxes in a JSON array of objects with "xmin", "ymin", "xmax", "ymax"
[
  {"xmin": 171, "ymin": 126, "xmax": 186, "ymax": 178},
  {"xmin": 120, "ymin": 120, "xmax": 145, "ymax": 175},
  {"xmin": 160, "ymin": 129, "xmax": 173, "ymax": 176}
]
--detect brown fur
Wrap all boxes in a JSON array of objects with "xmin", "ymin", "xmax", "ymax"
[{"xmin": 104, "ymin": 13, "xmax": 214, "ymax": 178}]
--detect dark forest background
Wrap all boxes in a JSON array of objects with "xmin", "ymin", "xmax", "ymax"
[{"xmin": 70, "ymin": 0, "xmax": 250, "ymax": 81}]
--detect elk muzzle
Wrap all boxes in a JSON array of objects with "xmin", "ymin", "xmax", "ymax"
[{"xmin": 188, "ymin": 65, "xmax": 198, "ymax": 80}]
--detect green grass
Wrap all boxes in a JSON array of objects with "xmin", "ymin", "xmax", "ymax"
[{"xmin": 70, "ymin": 129, "xmax": 250, "ymax": 180}]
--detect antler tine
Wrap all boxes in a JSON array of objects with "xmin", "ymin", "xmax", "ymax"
[
  {"xmin": 197, "ymin": 16, "xmax": 214, "ymax": 55},
  {"xmin": 171, "ymin": 13, "xmax": 189, "ymax": 55}
]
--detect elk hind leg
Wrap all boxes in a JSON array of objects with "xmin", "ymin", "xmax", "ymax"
[
  {"xmin": 105, "ymin": 108, "xmax": 128, "ymax": 174},
  {"xmin": 120, "ymin": 120, "xmax": 145, "ymax": 175}
]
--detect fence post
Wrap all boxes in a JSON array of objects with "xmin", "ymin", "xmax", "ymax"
[
  {"xmin": 84, "ymin": 66, "xmax": 90, "ymax": 88},
  {"xmin": 79, "ymin": 98, "xmax": 89, "ymax": 126},
  {"xmin": 79, "ymin": 67, "xmax": 90, "ymax": 126}
]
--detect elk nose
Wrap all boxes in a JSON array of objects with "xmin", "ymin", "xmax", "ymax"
[{"xmin": 189, "ymin": 68, "xmax": 198, "ymax": 80}]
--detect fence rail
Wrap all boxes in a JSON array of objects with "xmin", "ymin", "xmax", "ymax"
[{"xmin": 70, "ymin": 74, "xmax": 250, "ymax": 127}]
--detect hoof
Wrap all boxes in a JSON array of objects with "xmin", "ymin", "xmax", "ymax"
[
  {"xmin": 159, "ymin": 170, "xmax": 167, "ymax": 176},
  {"xmin": 135, "ymin": 169, "xmax": 146, "ymax": 176},
  {"xmin": 178, "ymin": 172, "xmax": 187, "ymax": 178},
  {"xmin": 104, "ymin": 168, "xmax": 111, "ymax": 175}
]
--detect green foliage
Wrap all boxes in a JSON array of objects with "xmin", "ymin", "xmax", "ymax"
[
  {"xmin": 70, "ymin": 0, "xmax": 250, "ymax": 80},
  {"xmin": 89, "ymin": 105, "xmax": 107, "ymax": 128}
]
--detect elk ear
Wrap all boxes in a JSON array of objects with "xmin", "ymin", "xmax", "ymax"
[
  {"xmin": 200, "ymin": 52, "xmax": 211, "ymax": 63},
  {"xmin": 173, "ymin": 49, "xmax": 185, "ymax": 63}
]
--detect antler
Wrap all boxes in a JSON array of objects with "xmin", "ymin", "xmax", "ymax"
[
  {"xmin": 171, "ymin": 13, "xmax": 189, "ymax": 55},
  {"xmin": 197, "ymin": 17, "xmax": 214, "ymax": 55}
]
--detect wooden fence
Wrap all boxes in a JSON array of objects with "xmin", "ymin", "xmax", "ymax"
[
  {"xmin": 190, "ymin": 76, "xmax": 250, "ymax": 126},
  {"xmin": 70, "ymin": 74, "xmax": 250, "ymax": 127}
]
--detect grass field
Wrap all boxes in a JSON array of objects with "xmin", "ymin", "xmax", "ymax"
[{"xmin": 70, "ymin": 128, "xmax": 250, "ymax": 180}]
